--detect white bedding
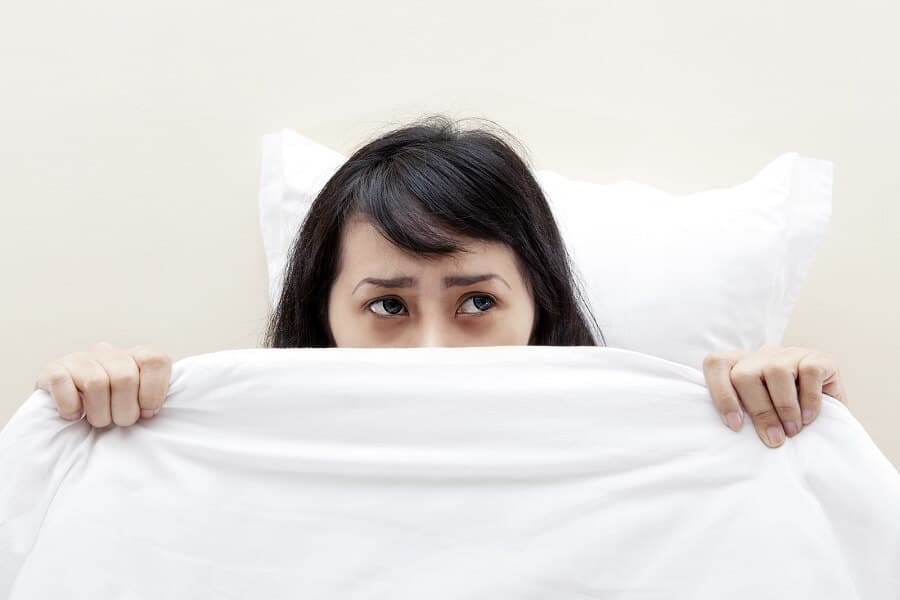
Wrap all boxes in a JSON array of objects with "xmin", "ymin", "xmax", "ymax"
[{"xmin": 1, "ymin": 345, "xmax": 898, "ymax": 598}]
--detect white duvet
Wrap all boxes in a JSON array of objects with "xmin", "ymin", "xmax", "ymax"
[{"xmin": 1, "ymin": 345, "xmax": 898, "ymax": 599}]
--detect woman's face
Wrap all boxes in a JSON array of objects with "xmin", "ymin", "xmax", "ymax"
[{"xmin": 327, "ymin": 216, "xmax": 536, "ymax": 347}]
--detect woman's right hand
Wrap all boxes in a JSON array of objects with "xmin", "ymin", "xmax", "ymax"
[{"xmin": 34, "ymin": 341, "xmax": 172, "ymax": 428}]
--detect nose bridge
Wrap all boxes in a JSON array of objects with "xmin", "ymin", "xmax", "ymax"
[
  {"xmin": 419, "ymin": 318, "xmax": 449, "ymax": 347},
  {"xmin": 417, "ymin": 304, "xmax": 453, "ymax": 348}
]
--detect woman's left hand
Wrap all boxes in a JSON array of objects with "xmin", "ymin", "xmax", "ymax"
[{"xmin": 702, "ymin": 344, "xmax": 848, "ymax": 448}]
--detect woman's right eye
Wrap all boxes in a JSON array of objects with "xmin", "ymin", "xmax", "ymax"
[{"xmin": 368, "ymin": 297, "xmax": 407, "ymax": 317}]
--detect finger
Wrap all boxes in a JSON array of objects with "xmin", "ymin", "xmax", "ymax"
[
  {"xmin": 702, "ymin": 351, "xmax": 745, "ymax": 432},
  {"xmin": 130, "ymin": 346, "xmax": 172, "ymax": 417},
  {"xmin": 61, "ymin": 353, "xmax": 111, "ymax": 428},
  {"xmin": 93, "ymin": 349, "xmax": 141, "ymax": 426},
  {"xmin": 797, "ymin": 353, "xmax": 828, "ymax": 425},
  {"xmin": 761, "ymin": 358, "xmax": 803, "ymax": 437},
  {"xmin": 36, "ymin": 361, "xmax": 84, "ymax": 421},
  {"xmin": 730, "ymin": 364, "xmax": 785, "ymax": 448}
]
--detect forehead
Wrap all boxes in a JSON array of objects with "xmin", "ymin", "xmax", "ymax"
[{"xmin": 336, "ymin": 216, "xmax": 518, "ymax": 275}]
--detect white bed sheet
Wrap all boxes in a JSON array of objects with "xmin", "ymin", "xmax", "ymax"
[{"xmin": 1, "ymin": 345, "xmax": 898, "ymax": 598}]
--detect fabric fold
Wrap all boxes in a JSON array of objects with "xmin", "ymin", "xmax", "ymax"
[{"xmin": 1, "ymin": 345, "xmax": 897, "ymax": 599}]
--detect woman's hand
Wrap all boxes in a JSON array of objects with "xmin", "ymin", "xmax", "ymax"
[
  {"xmin": 34, "ymin": 341, "xmax": 172, "ymax": 428},
  {"xmin": 702, "ymin": 344, "xmax": 848, "ymax": 448}
]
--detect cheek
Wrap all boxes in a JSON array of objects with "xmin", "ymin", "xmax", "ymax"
[
  {"xmin": 470, "ymin": 304, "xmax": 534, "ymax": 345},
  {"xmin": 328, "ymin": 300, "xmax": 401, "ymax": 347},
  {"xmin": 514, "ymin": 308, "xmax": 536, "ymax": 345}
]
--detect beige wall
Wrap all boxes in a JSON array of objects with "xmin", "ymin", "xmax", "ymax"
[{"xmin": 1, "ymin": 1, "xmax": 897, "ymax": 468}]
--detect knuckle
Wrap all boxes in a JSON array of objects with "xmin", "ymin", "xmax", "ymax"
[
  {"xmin": 110, "ymin": 368, "xmax": 140, "ymax": 389},
  {"xmin": 81, "ymin": 375, "xmax": 109, "ymax": 395},
  {"xmin": 729, "ymin": 367, "xmax": 757, "ymax": 386},
  {"xmin": 761, "ymin": 363, "xmax": 791, "ymax": 380},
  {"xmin": 133, "ymin": 349, "xmax": 171, "ymax": 372},
  {"xmin": 798, "ymin": 361, "xmax": 826, "ymax": 379},
  {"xmin": 703, "ymin": 353, "xmax": 724, "ymax": 369},
  {"xmin": 773, "ymin": 402, "xmax": 800, "ymax": 413},
  {"xmin": 44, "ymin": 364, "xmax": 71, "ymax": 388},
  {"xmin": 802, "ymin": 391, "xmax": 823, "ymax": 405},
  {"xmin": 772, "ymin": 403, "xmax": 801, "ymax": 416},
  {"xmin": 748, "ymin": 406, "xmax": 778, "ymax": 421}
]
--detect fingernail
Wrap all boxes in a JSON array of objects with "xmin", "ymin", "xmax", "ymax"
[
  {"xmin": 766, "ymin": 425, "xmax": 785, "ymax": 447},
  {"xmin": 152, "ymin": 407, "xmax": 161, "ymax": 415},
  {"xmin": 784, "ymin": 421, "xmax": 798, "ymax": 436},
  {"xmin": 141, "ymin": 409, "xmax": 155, "ymax": 419},
  {"xmin": 802, "ymin": 409, "xmax": 815, "ymax": 425},
  {"xmin": 724, "ymin": 411, "xmax": 743, "ymax": 432}
]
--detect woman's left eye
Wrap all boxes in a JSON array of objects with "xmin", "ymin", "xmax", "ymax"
[{"xmin": 458, "ymin": 295, "xmax": 496, "ymax": 314}]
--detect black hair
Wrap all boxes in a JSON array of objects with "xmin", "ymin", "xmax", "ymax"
[{"xmin": 263, "ymin": 114, "xmax": 605, "ymax": 348}]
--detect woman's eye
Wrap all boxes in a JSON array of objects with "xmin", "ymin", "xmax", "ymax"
[
  {"xmin": 367, "ymin": 295, "xmax": 496, "ymax": 317},
  {"xmin": 458, "ymin": 295, "xmax": 496, "ymax": 314},
  {"xmin": 368, "ymin": 297, "xmax": 407, "ymax": 317}
]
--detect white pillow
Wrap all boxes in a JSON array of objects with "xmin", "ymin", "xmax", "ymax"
[{"xmin": 258, "ymin": 129, "xmax": 832, "ymax": 369}]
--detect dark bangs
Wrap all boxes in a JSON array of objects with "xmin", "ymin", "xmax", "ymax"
[{"xmin": 346, "ymin": 122, "xmax": 536, "ymax": 279}]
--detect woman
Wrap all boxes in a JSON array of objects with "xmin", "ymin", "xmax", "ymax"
[{"xmin": 34, "ymin": 115, "xmax": 848, "ymax": 449}]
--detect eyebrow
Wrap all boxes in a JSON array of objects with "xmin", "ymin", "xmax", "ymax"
[{"xmin": 352, "ymin": 273, "xmax": 511, "ymax": 294}]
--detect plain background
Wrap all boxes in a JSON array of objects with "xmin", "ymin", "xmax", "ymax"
[{"xmin": 1, "ymin": 1, "xmax": 897, "ymax": 468}]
